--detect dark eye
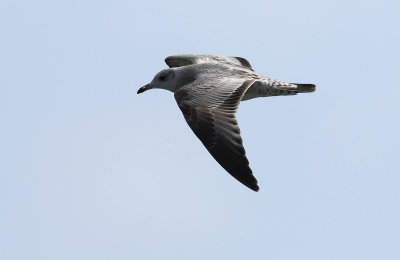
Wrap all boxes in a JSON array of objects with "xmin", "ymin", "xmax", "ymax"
[{"xmin": 159, "ymin": 74, "xmax": 167, "ymax": 81}]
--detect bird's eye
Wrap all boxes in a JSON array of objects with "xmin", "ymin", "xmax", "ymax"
[{"xmin": 159, "ymin": 74, "xmax": 167, "ymax": 81}]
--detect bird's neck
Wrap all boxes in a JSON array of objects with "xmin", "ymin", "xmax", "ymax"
[{"xmin": 172, "ymin": 66, "xmax": 198, "ymax": 92}]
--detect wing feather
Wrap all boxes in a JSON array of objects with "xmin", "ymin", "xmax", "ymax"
[
  {"xmin": 175, "ymin": 78, "xmax": 259, "ymax": 191},
  {"xmin": 166, "ymin": 54, "xmax": 254, "ymax": 71}
]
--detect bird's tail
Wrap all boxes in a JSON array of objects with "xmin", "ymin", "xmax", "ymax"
[{"xmin": 290, "ymin": 83, "xmax": 316, "ymax": 93}]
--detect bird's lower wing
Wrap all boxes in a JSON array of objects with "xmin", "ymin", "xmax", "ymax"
[{"xmin": 174, "ymin": 78, "xmax": 259, "ymax": 191}]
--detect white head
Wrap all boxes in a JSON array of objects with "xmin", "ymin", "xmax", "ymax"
[{"xmin": 137, "ymin": 69, "xmax": 176, "ymax": 94}]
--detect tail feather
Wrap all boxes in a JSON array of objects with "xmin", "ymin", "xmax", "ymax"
[{"xmin": 291, "ymin": 83, "xmax": 316, "ymax": 93}]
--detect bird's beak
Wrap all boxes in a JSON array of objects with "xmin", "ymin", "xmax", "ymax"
[{"xmin": 137, "ymin": 84, "xmax": 151, "ymax": 94}]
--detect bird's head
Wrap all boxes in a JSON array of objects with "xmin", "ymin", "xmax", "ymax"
[{"xmin": 137, "ymin": 69, "xmax": 176, "ymax": 94}]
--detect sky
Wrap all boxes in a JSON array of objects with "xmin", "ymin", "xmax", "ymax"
[{"xmin": 1, "ymin": 0, "xmax": 399, "ymax": 259}]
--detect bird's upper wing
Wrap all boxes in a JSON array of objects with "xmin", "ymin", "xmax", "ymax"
[
  {"xmin": 174, "ymin": 77, "xmax": 259, "ymax": 191},
  {"xmin": 165, "ymin": 54, "xmax": 254, "ymax": 71}
]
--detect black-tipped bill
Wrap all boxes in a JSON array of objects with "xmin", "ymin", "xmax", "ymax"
[{"xmin": 137, "ymin": 84, "xmax": 150, "ymax": 94}]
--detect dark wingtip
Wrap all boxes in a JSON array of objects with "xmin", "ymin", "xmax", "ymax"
[
  {"xmin": 251, "ymin": 185, "xmax": 260, "ymax": 192},
  {"xmin": 239, "ymin": 175, "xmax": 259, "ymax": 192},
  {"xmin": 248, "ymin": 180, "xmax": 259, "ymax": 192}
]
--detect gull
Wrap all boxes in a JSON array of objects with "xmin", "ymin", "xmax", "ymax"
[{"xmin": 137, "ymin": 54, "xmax": 315, "ymax": 191}]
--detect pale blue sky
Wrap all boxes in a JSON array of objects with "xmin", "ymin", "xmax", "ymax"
[{"xmin": 1, "ymin": 0, "xmax": 399, "ymax": 259}]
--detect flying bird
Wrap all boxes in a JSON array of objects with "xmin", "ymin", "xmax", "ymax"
[{"xmin": 137, "ymin": 54, "xmax": 315, "ymax": 191}]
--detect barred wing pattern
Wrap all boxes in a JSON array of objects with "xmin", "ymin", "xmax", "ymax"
[{"xmin": 174, "ymin": 78, "xmax": 259, "ymax": 191}]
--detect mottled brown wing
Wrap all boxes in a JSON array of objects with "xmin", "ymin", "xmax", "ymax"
[{"xmin": 174, "ymin": 79, "xmax": 259, "ymax": 191}]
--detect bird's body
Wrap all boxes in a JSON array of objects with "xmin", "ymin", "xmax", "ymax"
[{"xmin": 138, "ymin": 54, "xmax": 315, "ymax": 191}]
